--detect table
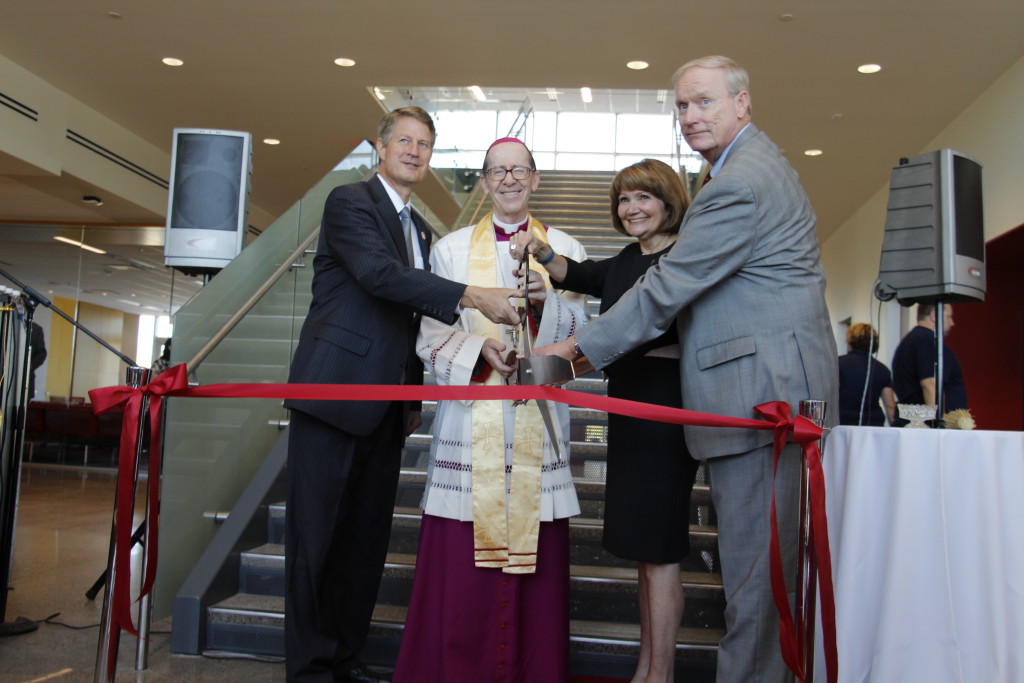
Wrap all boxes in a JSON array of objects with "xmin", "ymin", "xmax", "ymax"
[{"xmin": 816, "ymin": 426, "xmax": 1024, "ymax": 682}]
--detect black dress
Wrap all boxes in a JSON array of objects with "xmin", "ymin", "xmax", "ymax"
[{"xmin": 556, "ymin": 242, "xmax": 699, "ymax": 563}]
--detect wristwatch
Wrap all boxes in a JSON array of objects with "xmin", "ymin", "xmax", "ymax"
[{"xmin": 572, "ymin": 339, "xmax": 585, "ymax": 360}]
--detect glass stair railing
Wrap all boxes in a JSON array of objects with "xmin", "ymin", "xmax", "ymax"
[{"xmin": 155, "ymin": 160, "xmax": 373, "ymax": 619}]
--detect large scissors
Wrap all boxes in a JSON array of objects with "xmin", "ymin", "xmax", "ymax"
[{"xmin": 507, "ymin": 243, "xmax": 576, "ymax": 459}]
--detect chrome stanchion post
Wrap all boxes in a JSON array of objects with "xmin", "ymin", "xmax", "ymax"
[
  {"xmin": 797, "ymin": 399, "xmax": 826, "ymax": 682},
  {"xmin": 94, "ymin": 366, "xmax": 150, "ymax": 683},
  {"xmin": 135, "ymin": 389, "xmax": 161, "ymax": 670}
]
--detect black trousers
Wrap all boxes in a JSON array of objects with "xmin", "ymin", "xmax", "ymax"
[{"xmin": 285, "ymin": 406, "xmax": 403, "ymax": 682}]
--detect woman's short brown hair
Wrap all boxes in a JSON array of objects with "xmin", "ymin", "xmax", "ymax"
[
  {"xmin": 846, "ymin": 323, "xmax": 879, "ymax": 352},
  {"xmin": 609, "ymin": 159, "xmax": 691, "ymax": 237}
]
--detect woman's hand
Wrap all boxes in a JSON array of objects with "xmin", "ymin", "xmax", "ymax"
[
  {"xmin": 509, "ymin": 232, "xmax": 544, "ymax": 262},
  {"xmin": 513, "ymin": 268, "xmax": 547, "ymax": 305}
]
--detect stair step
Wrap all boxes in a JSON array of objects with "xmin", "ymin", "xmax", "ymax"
[{"xmin": 206, "ymin": 594, "xmax": 723, "ymax": 660}]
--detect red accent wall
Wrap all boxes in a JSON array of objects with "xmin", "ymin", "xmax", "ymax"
[{"xmin": 946, "ymin": 224, "xmax": 1024, "ymax": 430}]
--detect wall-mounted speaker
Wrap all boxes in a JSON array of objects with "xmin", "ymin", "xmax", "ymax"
[
  {"xmin": 164, "ymin": 128, "xmax": 252, "ymax": 275},
  {"xmin": 876, "ymin": 148, "xmax": 985, "ymax": 306}
]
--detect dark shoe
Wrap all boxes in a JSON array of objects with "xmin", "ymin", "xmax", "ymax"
[{"xmin": 335, "ymin": 663, "xmax": 392, "ymax": 682}]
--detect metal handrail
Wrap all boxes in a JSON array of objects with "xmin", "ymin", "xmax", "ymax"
[
  {"xmin": 185, "ymin": 168, "xmax": 377, "ymax": 372},
  {"xmin": 185, "ymin": 227, "xmax": 320, "ymax": 372}
]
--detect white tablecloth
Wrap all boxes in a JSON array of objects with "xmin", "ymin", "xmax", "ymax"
[{"xmin": 816, "ymin": 426, "xmax": 1024, "ymax": 682}]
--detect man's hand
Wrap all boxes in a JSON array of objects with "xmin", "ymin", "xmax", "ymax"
[
  {"xmin": 405, "ymin": 410, "xmax": 422, "ymax": 437},
  {"xmin": 534, "ymin": 337, "xmax": 576, "ymax": 361},
  {"xmin": 534, "ymin": 336, "xmax": 594, "ymax": 378},
  {"xmin": 461, "ymin": 285, "xmax": 522, "ymax": 326},
  {"xmin": 480, "ymin": 337, "xmax": 517, "ymax": 379}
]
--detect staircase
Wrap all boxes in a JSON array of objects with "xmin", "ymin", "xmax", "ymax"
[{"xmin": 174, "ymin": 170, "xmax": 724, "ymax": 681}]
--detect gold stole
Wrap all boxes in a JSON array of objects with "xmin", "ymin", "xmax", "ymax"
[{"xmin": 468, "ymin": 212, "xmax": 552, "ymax": 574}]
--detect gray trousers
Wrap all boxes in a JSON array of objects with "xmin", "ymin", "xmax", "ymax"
[{"xmin": 707, "ymin": 442, "xmax": 801, "ymax": 683}]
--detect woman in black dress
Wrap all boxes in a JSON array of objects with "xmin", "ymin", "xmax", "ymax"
[{"xmin": 514, "ymin": 159, "xmax": 699, "ymax": 683}]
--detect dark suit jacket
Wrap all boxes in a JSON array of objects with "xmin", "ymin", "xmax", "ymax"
[
  {"xmin": 286, "ymin": 175, "xmax": 465, "ymax": 436},
  {"xmin": 578, "ymin": 124, "xmax": 839, "ymax": 458}
]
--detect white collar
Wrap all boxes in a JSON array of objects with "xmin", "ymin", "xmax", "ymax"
[{"xmin": 377, "ymin": 173, "xmax": 410, "ymax": 215}]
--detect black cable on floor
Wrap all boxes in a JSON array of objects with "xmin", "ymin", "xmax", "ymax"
[
  {"xmin": 41, "ymin": 612, "xmax": 99, "ymax": 629},
  {"xmin": 200, "ymin": 650, "xmax": 285, "ymax": 664}
]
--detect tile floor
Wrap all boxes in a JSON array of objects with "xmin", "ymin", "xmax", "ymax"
[{"xmin": 0, "ymin": 464, "xmax": 285, "ymax": 682}]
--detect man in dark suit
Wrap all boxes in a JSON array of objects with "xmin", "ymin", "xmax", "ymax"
[
  {"xmin": 284, "ymin": 106, "xmax": 520, "ymax": 683},
  {"xmin": 539, "ymin": 57, "xmax": 839, "ymax": 682}
]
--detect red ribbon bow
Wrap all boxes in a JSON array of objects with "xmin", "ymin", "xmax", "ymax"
[
  {"xmin": 89, "ymin": 364, "xmax": 189, "ymax": 672},
  {"xmin": 755, "ymin": 401, "xmax": 838, "ymax": 683}
]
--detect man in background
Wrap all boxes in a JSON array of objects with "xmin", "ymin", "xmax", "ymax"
[{"xmin": 891, "ymin": 303, "xmax": 967, "ymax": 420}]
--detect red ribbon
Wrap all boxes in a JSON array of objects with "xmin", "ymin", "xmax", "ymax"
[
  {"xmin": 89, "ymin": 364, "xmax": 189, "ymax": 675},
  {"xmin": 89, "ymin": 365, "xmax": 836, "ymax": 682},
  {"xmin": 756, "ymin": 402, "xmax": 838, "ymax": 683}
]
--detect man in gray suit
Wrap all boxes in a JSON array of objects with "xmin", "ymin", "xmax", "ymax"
[
  {"xmin": 537, "ymin": 56, "xmax": 838, "ymax": 681},
  {"xmin": 285, "ymin": 107, "xmax": 520, "ymax": 682}
]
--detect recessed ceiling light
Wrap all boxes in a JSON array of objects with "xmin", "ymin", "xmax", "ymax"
[
  {"xmin": 469, "ymin": 85, "xmax": 487, "ymax": 101},
  {"xmin": 580, "ymin": 87, "xmax": 593, "ymax": 103},
  {"xmin": 263, "ymin": 138, "xmax": 281, "ymax": 145},
  {"xmin": 53, "ymin": 236, "xmax": 107, "ymax": 255},
  {"xmin": 626, "ymin": 60, "xmax": 649, "ymax": 70},
  {"xmin": 804, "ymin": 149, "xmax": 824, "ymax": 157},
  {"xmin": 108, "ymin": 11, "xmax": 122, "ymax": 19},
  {"xmin": 82, "ymin": 195, "xmax": 103, "ymax": 206},
  {"xmin": 334, "ymin": 57, "xmax": 356, "ymax": 67},
  {"xmin": 162, "ymin": 57, "xmax": 184, "ymax": 67},
  {"xmin": 779, "ymin": 13, "xmax": 795, "ymax": 21},
  {"xmin": 857, "ymin": 64, "xmax": 882, "ymax": 74}
]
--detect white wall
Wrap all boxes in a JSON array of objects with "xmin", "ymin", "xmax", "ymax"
[{"xmin": 822, "ymin": 54, "xmax": 1024, "ymax": 364}]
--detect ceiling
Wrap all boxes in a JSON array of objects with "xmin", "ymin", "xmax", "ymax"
[{"xmin": 0, "ymin": 0, "xmax": 1022, "ymax": 316}]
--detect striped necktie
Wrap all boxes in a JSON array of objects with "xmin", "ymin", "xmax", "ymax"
[{"xmin": 399, "ymin": 206, "xmax": 415, "ymax": 265}]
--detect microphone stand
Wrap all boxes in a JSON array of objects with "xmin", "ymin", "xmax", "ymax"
[
  {"xmin": 0, "ymin": 268, "xmax": 136, "ymax": 367},
  {"xmin": 0, "ymin": 268, "xmax": 156, "ymax": 681},
  {"xmin": 933, "ymin": 301, "xmax": 946, "ymax": 427},
  {"xmin": 0, "ymin": 285, "xmax": 40, "ymax": 636}
]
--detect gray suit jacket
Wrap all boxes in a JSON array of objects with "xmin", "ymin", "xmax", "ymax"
[
  {"xmin": 286, "ymin": 175, "xmax": 466, "ymax": 436},
  {"xmin": 578, "ymin": 124, "xmax": 838, "ymax": 459}
]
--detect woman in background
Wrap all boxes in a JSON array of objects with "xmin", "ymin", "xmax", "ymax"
[{"xmin": 838, "ymin": 322, "xmax": 897, "ymax": 426}]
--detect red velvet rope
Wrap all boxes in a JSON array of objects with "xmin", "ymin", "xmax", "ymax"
[{"xmin": 89, "ymin": 364, "xmax": 837, "ymax": 682}]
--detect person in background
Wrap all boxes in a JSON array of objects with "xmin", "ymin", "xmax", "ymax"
[
  {"xmin": 891, "ymin": 303, "xmax": 967, "ymax": 422},
  {"xmin": 151, "ymin": 337, "xmax": 171, "ymax": 376},
  {"xmin": 394, "ymin": 137, "xmax": 588, "ymax": 682},
  {"xmin": 837, "ymin": 323, "xmax": 896, "ymax": 426},
  {"xmin": 513, "ymin": 158, "xmax": 698, "ymax": 683},
  {"xmin": 28, "ymin": 322, "xmax": 46, "ymax": 400}
]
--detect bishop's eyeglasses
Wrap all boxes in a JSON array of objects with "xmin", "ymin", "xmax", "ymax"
[{"xmin": 483, "ymin": 166, "xmax": 535, "ymax": 181}]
